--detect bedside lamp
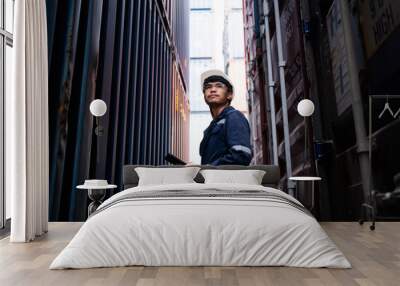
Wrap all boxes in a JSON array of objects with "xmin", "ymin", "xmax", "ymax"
[
  {"xmin": 77, "ymin": 99, "xmax": 111, "ymax": 217},
  {"xmin": 290, "ymin": 99, "xmax": 321, "ymax": 209},
  {"xmin": 297, "ymin": 99, "xmax": 315, "ymax": 173},
  {"xmin": 297, "ymin": 99, "xmax": 314, "ymax": 117},
  {"xmin": 90, "ymin": 99, "xmax": 107, "ymax": 136}
]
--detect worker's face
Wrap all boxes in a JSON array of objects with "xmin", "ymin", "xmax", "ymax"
[{"xmin": 203, "ymin": 82, "xmax": 233, "ymax": 106}]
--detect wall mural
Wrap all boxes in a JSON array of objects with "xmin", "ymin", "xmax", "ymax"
[{"xmin": 47, "ymin": 0, "xmax": 190, "ymax": 221}]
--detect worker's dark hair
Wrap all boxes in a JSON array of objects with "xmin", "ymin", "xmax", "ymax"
[{"xmin": 203, "ymin": 76, "xmax": 233, "ymax": 94}]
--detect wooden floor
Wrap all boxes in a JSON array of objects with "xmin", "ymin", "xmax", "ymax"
[{"xmin": 0, "ymin": 222, "xmax": 399, "ymax": 286}]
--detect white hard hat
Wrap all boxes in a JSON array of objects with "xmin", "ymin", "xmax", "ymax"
[{"xmin": 200, "ymin": 69, "xmax": 234, "ymax": 93}]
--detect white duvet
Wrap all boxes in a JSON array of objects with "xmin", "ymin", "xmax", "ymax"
[{"xmin": 50, "ymin": 183, "xmax": 351, "ymax": 269}]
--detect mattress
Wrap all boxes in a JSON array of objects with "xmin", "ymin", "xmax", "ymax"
[{"xmin": 50, "ymin": 183, "xmax": 351, "ymax": 269}]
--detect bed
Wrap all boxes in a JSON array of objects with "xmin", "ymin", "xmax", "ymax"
[{"xmin": 50, "ymin": 165, "xmax": 351, "ymax": 269}]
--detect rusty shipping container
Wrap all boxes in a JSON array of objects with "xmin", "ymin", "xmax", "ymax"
[
  {"xmin": 243, "ymin": 0, "xmax": 270, "ymax": 165},
  {"xmin": 243, "ymin": 0, "xmax": 314, "ymax": 180}
]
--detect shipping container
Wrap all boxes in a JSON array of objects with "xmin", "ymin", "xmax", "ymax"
[
  {"xmin": 244, "ymin": 0, "xmax": 400, "ymax": 220},
  {"xmin": 46, "ymin": 0, "xmax": 190, "ymax": 221},
  {"xmin": 243, "ymin": 0, "xmax": 269, "ymax": 165},
  {"xmin": 243, "ymin": 0, "xmax": 312, "ymax": 180}
]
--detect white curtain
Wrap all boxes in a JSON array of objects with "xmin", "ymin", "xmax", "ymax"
[{"xmin": 6, "ymin": 0, "xmax": 49, "ymax": 242}]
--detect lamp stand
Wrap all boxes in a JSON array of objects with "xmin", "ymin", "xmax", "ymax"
[
  {"xmin": 94, "ymin": 117, "xmax": 104, "ymax": 168},
  {"xmin": 95, "ymin": 117, "xmax": 104, "ymax": 136},
  {"xmin": 302, "ymin": 117, "xmax": 308, "ymax": 174}
]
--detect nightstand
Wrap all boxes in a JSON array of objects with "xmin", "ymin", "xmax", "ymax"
[
  {"xmin": 289, "ymin": 176, "xmax": 321, "ymax": 211},
  {"xmin": 77, "ymin": 181, "xmax": 117, "ymax": 217}
]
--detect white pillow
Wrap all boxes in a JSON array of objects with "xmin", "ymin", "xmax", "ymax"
[
  {"xmin": 200, "ymin": 169, "xmax": 266, "ymax": 185},
  {"xmin": 135, "ymin": 167, "xmax": 201, "ymax": 186}
]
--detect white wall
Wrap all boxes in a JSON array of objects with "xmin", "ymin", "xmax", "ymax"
[
  {"xmin": 190, "ymin": 11, "xmax": 214, "ymax": 58},
  {"xmin": 189, "ymin": 59, "xmax": 214, "ymax": 112},
  {"xmin": 189, "ymin": 112, "xmax": 212, "ymax": 164}
]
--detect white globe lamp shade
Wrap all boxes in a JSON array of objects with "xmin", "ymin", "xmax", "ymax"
[
  {"xmin": 297, "ymin": 99, "xmax": 315, "ymax": 117},
  {"xmin": 90, "ymin": 99, "xmax": 107, "ymax": 117}
]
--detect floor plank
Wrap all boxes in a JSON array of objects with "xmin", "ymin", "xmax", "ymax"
[{"xmin": 0, "ymin": 222, "xmax": 399, "ymax": 286}]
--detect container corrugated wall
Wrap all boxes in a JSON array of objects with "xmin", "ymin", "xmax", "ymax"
[
  {"xmin": 243, "ymin": 0, "xmax": 270, "ymax": 164},
  {"xmin": 46, "ymin": 0, "xmax": 189, "ymax": 221},
  {"xmin": 149, "ymin": 0, "xmax": 190, "ymax": 163},
  {"xmin": 243, "ymin": 0, "xmax": 313, "ymax": 179}
]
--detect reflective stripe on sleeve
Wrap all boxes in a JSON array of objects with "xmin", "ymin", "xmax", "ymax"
[
  {"xmin": 231, "ymin": 145, "xmax": 252, "ymax": 154},
  {"xmin": 217, "ymin": 119, "xmax": 226, "ymax": 125}
]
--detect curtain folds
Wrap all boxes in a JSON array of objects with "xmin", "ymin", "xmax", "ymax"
[{"xmin": 7, "ymin": 0, "xmax": 49, "ymax": 242}]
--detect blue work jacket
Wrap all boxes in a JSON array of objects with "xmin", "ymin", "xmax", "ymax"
[{"xmin": 199, "ymin": 106, "xmax": 252, "ymax": 166}]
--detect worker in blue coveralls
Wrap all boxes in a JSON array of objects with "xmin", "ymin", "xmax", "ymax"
[{"xmin": 199, "ymin": 69, "xmax": 253, "ymax": 166}]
